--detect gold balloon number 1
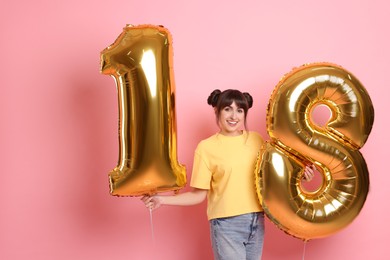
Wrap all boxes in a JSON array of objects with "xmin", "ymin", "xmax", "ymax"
[
  {"xmin": 256, "ymin": 63, "xmax": 374, "ymax": 240},
  {"xmin": 100, "ymin": 25, "xmax": 186, "ymax": 196}
]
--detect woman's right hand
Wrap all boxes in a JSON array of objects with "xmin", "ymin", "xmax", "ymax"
[{"xmin": 141, "ymin": 195, "xmax": 162, "ymax": 210}]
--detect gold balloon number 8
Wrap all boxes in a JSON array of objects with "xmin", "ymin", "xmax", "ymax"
[
  {"xmin": 100, "ymin": 25, "xmax": 186, "ymax": 196},
  {"xmin": 256, "ymin": 63, "xmax": 374, "ymax": 240}
]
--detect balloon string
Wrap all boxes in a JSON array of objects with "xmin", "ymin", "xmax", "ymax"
[
  {"xmin": 302, "ymin": 240, "xmax": 307, "ymax": 260},
  {"xmin": 149, "ymin": 208, "xmax": 155, "ymax": 246}
]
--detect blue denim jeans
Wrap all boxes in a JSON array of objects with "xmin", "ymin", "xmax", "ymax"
[{"xmin": 209, "ymin": 212, "xmax": 264, "ymax": 260}]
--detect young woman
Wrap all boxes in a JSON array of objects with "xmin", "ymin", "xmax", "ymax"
[{"xmin": 142, "ymin": 89, "xmax": 314, "ymax": 260}]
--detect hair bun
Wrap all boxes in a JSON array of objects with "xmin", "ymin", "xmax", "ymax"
[
  {"xmin": 207, "ymin": 89, "xmax": 221, "ymax": 107},
  {"xmin": 243, "ymin": 92, "xmax": 253, "ymax": 108}
]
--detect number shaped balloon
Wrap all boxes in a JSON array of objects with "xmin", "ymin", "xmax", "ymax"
[
  {"xmin": 100, "ymin": 25, "xmax": 186, "ymax": 196},
  {"xmin": 255, "ymin": 62, "xmax": 374, "ymax": 240}
]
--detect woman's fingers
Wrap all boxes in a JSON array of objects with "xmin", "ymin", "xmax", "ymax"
[
  {"xmin": 304, "ymin": 171, "xmax": 312, "ymax": 181},
  {"xmin": 141, "ymin": 196, "xmax": 154, "ymax": 209},
  {"xmin": 303, "ymin": 164, "xmax": 315, "ymax": 181},
  {"xmin": 141, "ymin": 196, "xmax": 161, "ymax": 210}
]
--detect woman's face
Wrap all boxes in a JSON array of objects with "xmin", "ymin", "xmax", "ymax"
[{"xmin": 218, "ymin": 101, "xmax": 245, "ymax": 136}]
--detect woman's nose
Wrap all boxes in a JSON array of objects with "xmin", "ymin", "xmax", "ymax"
[{"xmin": 230, "ymin": 110, "xmax": 237, "ymax": 119}]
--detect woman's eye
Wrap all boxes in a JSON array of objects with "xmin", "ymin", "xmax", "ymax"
[{"xmin": 237, "ymin": 109, "xmax": 244, "ymax": 113}]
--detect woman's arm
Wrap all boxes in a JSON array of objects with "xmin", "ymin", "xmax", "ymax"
[{"xmin": 141, "ymin": 188, "xmax": 208, "ymax": 210}]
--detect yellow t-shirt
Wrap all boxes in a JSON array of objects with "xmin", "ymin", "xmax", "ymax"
[{"xmin": 190, "ymin": 131, "xmax": 264, "ymax": 220}]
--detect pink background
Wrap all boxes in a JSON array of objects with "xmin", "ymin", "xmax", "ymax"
[{"xmin": 1, "ymin": 0, "xmax": 388, "ymax": 259}]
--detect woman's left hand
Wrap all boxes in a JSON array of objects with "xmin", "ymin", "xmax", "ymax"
[{"xmin": 303, "ymin": 164, "xmax": 316, "ymax": 182}]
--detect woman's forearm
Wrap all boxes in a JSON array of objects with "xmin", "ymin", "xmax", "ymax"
[
  {"xmin": 160, "ymin": 188, "xmax": 208, "ymax": 206},
  {"xmin": 142, "ymin": 188, "xmax": 208, "ymax": 210}
]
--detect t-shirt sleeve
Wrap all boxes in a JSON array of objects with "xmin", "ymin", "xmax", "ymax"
[
  {"xmin": 190, "ymin": 149, "xmax": 211, "ymax": 190},
  {"xmin": 252, "ymin": 131, "xmax": 264, "ymax": 146}
]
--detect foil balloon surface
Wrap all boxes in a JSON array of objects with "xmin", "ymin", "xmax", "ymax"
[
  {"xmin": 255, "ymin": 62, "xmax": 374, "ymax": 240},
  {"xmin": 100, "ymin": 24, "xmax": 186, "ymax": 196}
]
